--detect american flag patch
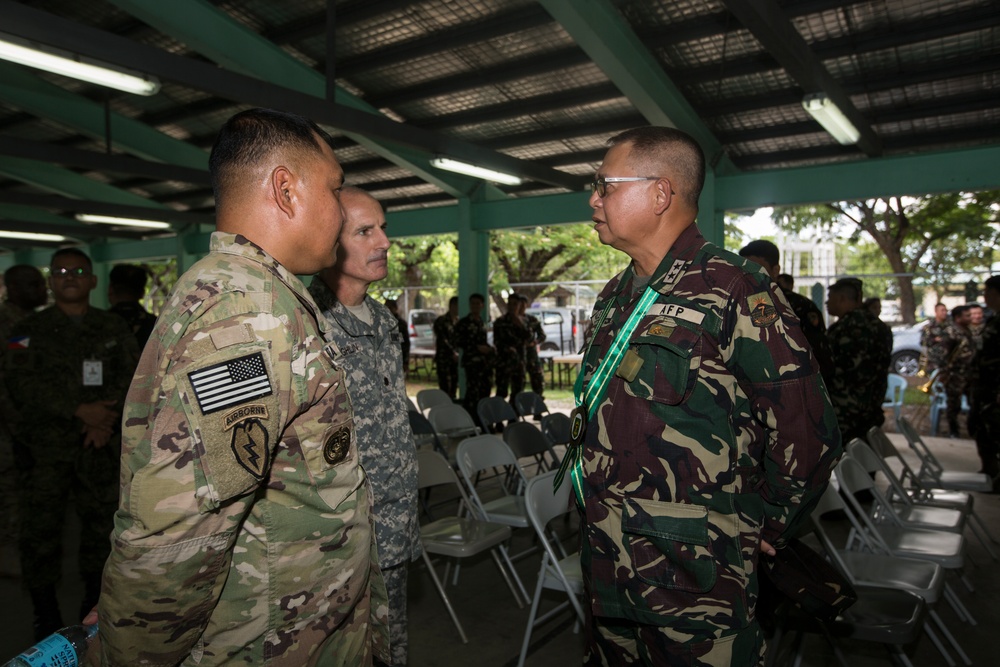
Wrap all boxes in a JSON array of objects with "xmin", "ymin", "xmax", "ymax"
[{"xmin": 188, "ymin": 352, "xmax": 273, "ymax": 414}]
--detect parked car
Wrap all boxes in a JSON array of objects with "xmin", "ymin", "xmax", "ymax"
[
  {"xmin": 526, "ymin": 306, "xmax": 590, "ymax": 354},
  {"xmin": 407, "ymin": 308, "xmax": 438, "ymax": 352},
  {"xmin": 890, "ymin": 320, "xmax": 927, "ymax": 376}
]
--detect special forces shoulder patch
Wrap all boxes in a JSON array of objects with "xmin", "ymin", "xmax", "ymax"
[
  {"xmin": 188, "ymin": 352, "xmax": 273, "ymax": 414},
  {"xmin": 229, "ymin": 417, "xmax": 269, "ymax": 479},
  {"xmin": 748, "ymin": 292, "xmax": 780, "ymax": 327}
]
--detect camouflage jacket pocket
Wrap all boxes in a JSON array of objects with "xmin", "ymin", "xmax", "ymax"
[
  {"xmin": 622, "ymin": 497, "xmax": 722, "ymax": 593},
  {"xmin": 621, "ymin": 319, "xmax": 702, "ymax": 405}
]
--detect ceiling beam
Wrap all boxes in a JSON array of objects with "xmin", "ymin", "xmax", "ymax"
[
  {"xmin": 721, "ymin": 0, "xmax": 882, "ymax": 156},
  {"xmin": 539, "ymin": 0, "xmax": 737, "ymax": 175},
  {"xmin": 0, "ymin": 191, "xmax": 214, "ymax": 227},
  {"xmin": 0, "ymin": 157, "xmax": 176, "ymax": 208}
]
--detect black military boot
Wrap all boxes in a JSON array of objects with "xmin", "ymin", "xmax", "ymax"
[{"xmin": 30, "ymin": 585, "xmax": 63, "ymax": 640}]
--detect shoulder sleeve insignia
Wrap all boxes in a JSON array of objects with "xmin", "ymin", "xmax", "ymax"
[
  {"xmin": 230, "ymin": 418, "xmax": 269, "ymax": 479},
  {"xmin": 188, "ymin": 351, "xmax": 273, "ymax": 414},
  {"xmin": 748, "ymin": 292, "xmax": 780, "ymax": 327},
  {"xmin": 324, "ymin": 425, "xmax": 352, "ymax": 465}
]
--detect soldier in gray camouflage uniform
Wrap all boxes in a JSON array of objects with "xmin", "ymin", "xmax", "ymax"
[
  {"xmin": 569, "ymin": 127, "xmax": 841, "ymax": 665},
  {"xmin": 825, "ymin": 278, "xmax": 892, "ymax": 442},
  {"xmin": 309, "ymin": 186, "xmax": 420, "ymax": 667},
  {"xmin": 95, "ymin": 109, "xmax": 388, "ymax": 666},
  {"xmin": 0, "ymin": 265, "xmax": 47, "ymax": 579},
  {"xmin": 943, "ymin": 305, "xmax": 977, "ymax": 437},
  {"xmin": 4, "ymin": 250, "xmax": 139, "ymax": 639}
]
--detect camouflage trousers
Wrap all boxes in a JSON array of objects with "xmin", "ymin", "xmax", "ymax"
[
  {"xmin": 436, "ymin": 355, "xmax": 459, "ymax": 400},
  {"xmin": 375, "ymin": 560, "xmax": 410, "ymax": 667},
  {"xmin": 494, "ymin": 361, "xmax": 526, "ymax": 401},
  {"xmin": 15, "ymin": 439, "xmax": 119, "ymax": 588},
  {"xmin": 944, "ymin": 379, "xmax": 970, "ymax": 434},
  {"xmin": 462, "ymin": 362, "xmax": 493, "ymax": 427},
  {"xmin": 526, "ymin": 353, "xmax": 545, "ymax": 396},
  {"xmin": 585, "ymin": 615, "xmax": 765, "ymax": 667}
]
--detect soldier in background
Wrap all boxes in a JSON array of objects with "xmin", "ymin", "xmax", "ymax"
[
  {"xmin": 921, "ymin": 303, "xmax": 951, "ymax": 373},
  {"xmin": 739, "ymin": 239, "xmax": 834, "ymax": 383},
  {"xmin": 566, "ymin": 126, "xmax": 840, "ymax": 664},
  {"xmin": 433, "ymin": 296, "xmax": 460, "ymax": 399},
  {"xmin": 492, "ymin": 292, "xmax": 531, "ymax": 408},
  {"xmin": 826, "ymin": 277, "xmax": 892, "ymax": 442},
  {"xmin": 971, "ymin": 276, "xmax": 1000, "ymax": 483},
  {"xmin": 0, "ymin": 265, "xmax": 47, "ymax": 579},
  {"xmin": 309, "ymin": 187, "xmax": 420, "ymax": 667},
  {"xmin": 107, "ymin": 263, "xmax": 157, "ymax": 349},
  {"xmin": 95, "ymin": 108, "xmax": 387, "ymax": 665},
  {"xmin": 4, "ymin": 249, "xmax": 139, "ymax": 639},
  {"xmin": 521, "ymin": 294, "xmax": 547, "ymax": 398},
  {"xmin": 454, "ymin": 293, "xmax": 494, "ymax": 426},
  {"xmin": 942, "ymin": 305, "xmax": 976, "ymax": 438},
  {"xmin": 776, "ymin": 272, "xmax": 795, "ymax": 291},
  {"xmin": 385, "ymin": 298, "xmax": 410, "ymax": 373},
  {"xmin": 968, "ymin": 303, "xmax": 985, "ymax": 351}
]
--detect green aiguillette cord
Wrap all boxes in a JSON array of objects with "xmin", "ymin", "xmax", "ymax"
[{"xmin": 554, "ymin": 285, "xmax": 661, "ymax": 504}]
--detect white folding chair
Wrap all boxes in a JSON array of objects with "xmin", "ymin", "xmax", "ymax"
[
  {"xmin": 517, "ymin": 471, "xmax": 585, "ymax": 667},
  {"xmin": 417, "ymin": 387, "xmax": 453, "ymax": 415},
  {"xmin": 896, "ymin": 416, "xmax": 993, "ymax": 492},
  {"xmin": 428, "ymin": 403, "xmax": 481, "ymax": 445},
  {"xmin": 416, "ymin": 450, "xmax": 525, "ymax": 643}
]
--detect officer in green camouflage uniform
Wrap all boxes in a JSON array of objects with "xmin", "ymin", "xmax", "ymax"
[
  {"xmin": 493, "ymin": 292, "xmax": 531, "ymax": 403},
  {"xmin": 0, "ymin": 265, "xmax": 47, "ymax": 579},
  {"xmin": 4, "ymin": 250, "xmax": 139, "ymax": 639},
  {"xmin": 522, "ymin": 295, "xmax": 547, "ymax": 397},
  {"xmin": 920, "ymin": 303, "xmax": 950, "ymax": 373},
  {"xmin": 570, "ymin": 127, "xmax": 841, "ymax": 665},
  {"xmin": 739, "ymin": 240, "xmax": 834, "ymax": 383},
  {"xmin": 433, "ymin": 296, "xmax": 460, "ymax": 399},
  {"xmin": 96, "ymin": 109, "xmax": 387, "ymax": 666},
  {"xmin": 825, "ymin": 278, "xmax": 892, "ymax": 442},
  {"xmin": 309, "ymin": 187, "xmax": 420, "ymax": 667},
  {"xmin": 971, "ymin": 276, "xmax": 1000, "ymax": 481},
  {"xmin": 455, "ymin": 293, "xmax": 494, "ymax": 424},
  {"xmin": 943, "ymin": 305, "xmax": 976, "ymax": 437}
]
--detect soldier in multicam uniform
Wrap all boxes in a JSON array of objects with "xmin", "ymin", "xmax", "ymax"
[
  {"xmin": 825, "ymin": 278, "xmax": 892, "ymax": 443},
  {"xmin": 739, "ymin": 240, "xmax": 834, "ymax": 383},
  {"xmin": 492, "ymin": 292, "xmax": 531, "ymax": 405},
  {"xmin": 566, "ymin": 127, "xmax": 841, "ymax": 665},
  {"xmin": 942, "ymin": 305, "xmax": 977, "ymax": 438},
  {"xmin": 433, "ymin": 296, "xmax": 460, "ymax": 399},
  {"xmin": 454, "ymin": 293, "xmax": 494, "ymax": 424},
  {"xmin": 4, "ymin": 250, "xmax": 139, "ymax": 639},
  {"xmin": 0, "ymin": 265, "xmax": 47, "ymax": 579},
  {"xmin": 309, "ymin": 187, "xmax": 420, "ymax": 667},
  {"xmin": 971, "ymin": 276, "xmax": 1000, "ymax": 483},
  {"xmin": 94, "ymin": 109, "xmax": 388, "ymax": 666},
  {"xmin": 522, "ymin": 295, "xmax": 548, "ymax": 397},
  {"xmin": 921, "ymin": 303, "xmax": 951, "ymax": 373}
]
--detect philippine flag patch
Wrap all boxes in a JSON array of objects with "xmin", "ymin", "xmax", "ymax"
[{"xmin": 7, "ymin": 336, "xmax": 29, "ymax": 350}]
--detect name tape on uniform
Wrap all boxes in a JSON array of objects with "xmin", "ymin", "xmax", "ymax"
[{"xmin": 647, "ymin": 303, "xmax": 705, "ymax": 326}]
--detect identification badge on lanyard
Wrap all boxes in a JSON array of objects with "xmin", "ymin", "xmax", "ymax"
[{"xmin": 83, "ymin": 360, "xmax": 103, "ymax": 386}]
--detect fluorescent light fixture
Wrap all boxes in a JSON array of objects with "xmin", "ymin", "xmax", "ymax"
[
  {"xmin": 75, "ymin": 213, "xmax": 172, "ymax": 230},
  {"xmin": 0, "ymin": 230, "xmax": 67, "ymax": 242},
  {"xmin": 802, "ymin": 93, "xmax": 861, "ymax": 145},
  {"xmin": 0, "ymin": 32, "xmax": 161, "ymax": 96},
  {"xmin": 430, "ymin": 157, "xmax": 523, "ymax": 186}
]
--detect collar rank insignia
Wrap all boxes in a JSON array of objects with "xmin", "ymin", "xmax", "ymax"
[{"xmin": 748, "ymin": 292, "xmax": 779, "ymax": 327}]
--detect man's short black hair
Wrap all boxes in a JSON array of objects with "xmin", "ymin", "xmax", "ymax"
[
  {"xmin": 952, "ymin": 305, "xmax": 971, "ymax": 320},
  {"xmin": 985, "ymin": 276, "xmax": 1000, "ymax": 293},
  {"xmin": 469, "ymin": 293, "xmax": 485, "ymax": 303},
  {"xmin": 50, "ymin": 247, "xmax": 92, "ymax": 270},
  {"xmin": 109, "ymin": 264, "xmax": 149, "ymax": 301},
  {"xmin": 829, "ymin": 277, "xmax": 863, "ymax": 303},
  {"xmin": 738, "ymin": 240, "xmax": 780, "ymax": 269},
  {"xmin": 209, "ymin": 108, "xmax": 335, "ymax": 210},
  {"xmin": 448, "ymin": 296, "xmax": 459, "ymax": 307}
]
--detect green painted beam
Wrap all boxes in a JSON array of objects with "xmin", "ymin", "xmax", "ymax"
[
  {"xmin": 0, "ymin": 156, "xmax": 173, "ymax": 206},
  {"xmin": 108, "ymin": 0, "xmax": 503, "ymax": 200},
  {"xmin": 386, "ymin": 205, "xmax": 460, "ymax": 238},
  {"xmin": 540, "ymin": 0, "xmax": 737, "ymax": 175},
  {"xmin": 473, "ymin": 191, "xmax": 592, "ymax": 231},
  {"xmin": 716, "ymin": 144, "xmax": 1000, "ymax": 210},
  {"xmin": 0, "ymin": 63, "xmax": 207, "ymax": 169},
  {"xmin": 0, "ymin": 204, "xmax": 81, "ymax": 226}
]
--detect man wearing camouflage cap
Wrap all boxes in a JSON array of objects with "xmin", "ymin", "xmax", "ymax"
[
  {"xmin": 95, "ymin": 109, "xmax": 387, "ymax": 666},
  {"xmin": 560, "ymin": 126, "xmax": 841, "ymax": 665},
  {"xmin": 309, "ymin": 187, "xmax": 420, "ymax": 667}
]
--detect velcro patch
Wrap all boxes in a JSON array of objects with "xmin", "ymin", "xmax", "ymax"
[
  {"xmin": 748, "ymin": 292, "xmax": 779, "ymax": 327},
  {"xmin": 188, "ymin": 352, "xmax": 273, "ymax": 414},
  {"xmin": 222, "ymin": 403, "xmax": 270, "ymax": 431}
]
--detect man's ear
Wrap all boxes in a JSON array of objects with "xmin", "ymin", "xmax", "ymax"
[
  {"xmin": 652, "ymin": 178, "xmax": 673, "ymax": 216},
  {"xmin": 270, "ymin": 166, "xmax": 295, "ymax": 219}
]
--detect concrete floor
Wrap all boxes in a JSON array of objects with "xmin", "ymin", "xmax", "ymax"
[{"xmin": 1, "ymin": 422, "xmax": 996, "ymax": 666}]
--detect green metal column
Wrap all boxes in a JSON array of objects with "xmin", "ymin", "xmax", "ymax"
[
  {"xmin": 88, "ymin": 242, "xmax": 112, "ymax": 309},
  {"xmin": 456, "ymin": 195, "xmax": 490, "ymax": 401}
]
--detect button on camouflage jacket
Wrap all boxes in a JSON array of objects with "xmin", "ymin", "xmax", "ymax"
[
  {"xmin": 578, "ymin": 224, "xmax": 841, "ymax": 635},
  {"xmin": 100, "ymin": 233, "xmax": 386, "ymax": 666}
]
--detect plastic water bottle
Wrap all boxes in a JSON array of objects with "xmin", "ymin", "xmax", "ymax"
[{"xmin": 3, "ymin": 623, "xmax": 98, "ymax": 667}]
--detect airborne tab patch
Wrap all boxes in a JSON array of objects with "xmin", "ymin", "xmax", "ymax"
[
  {"xmin": 748, "ymin": 292, "xmax": 779, "ymax": 327},
  {"xmin": 188, "ymin": 352, "xmax": 273, "ymax": 414}
]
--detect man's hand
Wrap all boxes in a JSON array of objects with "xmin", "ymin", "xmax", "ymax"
[
  {"xmin": 74, "ymin": 400, "xmax": 119, "ymax": 430},
  {"xmin": 82, "ymin": 425, "xmax": 113, "ymax": 449},
  {"xmin": 761, "ymin": 539, "xmax": 776, "ymax": 557}
]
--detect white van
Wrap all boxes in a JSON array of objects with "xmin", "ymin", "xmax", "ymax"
[
  {"xmin": 407, "ymin": 308, "xmax": 438, "ymax": 352},
  {"xmin": 525, "ymin": 306, "xmax": 590, "ymax": 354}
]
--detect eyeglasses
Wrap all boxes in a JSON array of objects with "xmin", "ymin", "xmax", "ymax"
[
  {"xmin": 591, "ymin": 176, "xmax": 662, "ymax": 198},
  {"xmin": 51, "ymin": 267, "xmax": 92, "ymax": 278}
]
